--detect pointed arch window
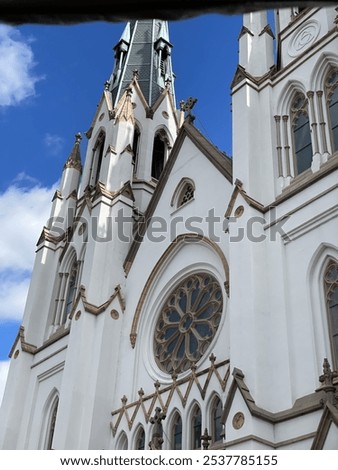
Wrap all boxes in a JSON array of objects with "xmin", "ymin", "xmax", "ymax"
[
  {"xmin": 291, "ymin": 92, "xmax": 313, "ymax": 175},
  {"xmin": 45, "ymin": 397, "xmax": 59, "ymax": 450},
  {"xmin": 116, "ymin": 431, "xmax": 128, "ymax": 450},
  {"xmin": 325, "ymin": 68, "xmax": 338, "ymax": 153},
  {"xmin": 171, "ymin": 412, "xmax": 182, "ymax": 450},
  {"xmin": 132, "ymin": 125, "xmax": 141, "ymax": 173},
  {"xmin": 191, "ymin": 405, "xmax": 202, "ymax": 450},
  {"xmin": 211, "ymin": 396, "xmax": 223, "ymax": 443},
  {"xmin": 151, "ymin": 130, "xmax": 170, "ymax": 180},
  {"xmin": 53, "ymin": 255, "xmax": 79, "ymax": 329},
  {"xmin": 324, "ymin": 259, "xmax": 338, "ymax": 369},
  {"xmin": 90, "ymin": 132, "xmax": 105, "ymax": 186},
  {"xmin": 135, "ymin": 426, "xmax": 145, "ymax": 450},
  {"xmin": 177, "ymin": 182, "xmax": 195, "ymax": 208},
  {"xmin": 63, "ymin": 260, "xmax": 79, "ymax": 324}
]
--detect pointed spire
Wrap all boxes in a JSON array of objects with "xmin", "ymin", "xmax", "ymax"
[
  {"xmin": 109, "ymin": 20, "xmax": 176, "ymax": 108},
  {"xmin": 64, "ymin": 133, "xmax": 82, "ymax": 172}
]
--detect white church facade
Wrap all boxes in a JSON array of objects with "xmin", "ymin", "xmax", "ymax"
[{"xmin": 0, "ymin": 6, "xmax": 338, "ymax": 450}]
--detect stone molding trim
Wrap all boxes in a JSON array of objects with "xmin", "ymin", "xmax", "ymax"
[
  {"xmin": 224, "ymin": 179, "xmax": 265, "ymax": 219},
  {"xmin": 311, "ymin": 401, "xmax": 338, "ymax": 449},
  {"xmin": 69, "ymin": 284, "xmax": 126, "ymax": 319},
  {"xmin": 129, "ymin": 233, "xmax": 230, "ymax": 349},
  {"xmin": 110, "ymin": 355, "xmax": 230, "ymax": 436},
  {"xmin": 222, "ymin": 364, "xmax": 338, "ymax": 449},
  {"xmin": 9, "ymin": 326, "xmax": 37, "ymax": 358},
  {"xmin": 223, "ymin": 367, "xmax": 324, "ymax": 426}
]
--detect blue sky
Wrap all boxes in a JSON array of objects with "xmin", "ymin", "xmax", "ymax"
[{"xmin": 0, "ymin": 14, "xmax": 243, "ymax": 402}]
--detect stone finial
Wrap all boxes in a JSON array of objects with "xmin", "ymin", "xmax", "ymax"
[
  {"xmin": 133, "ymin": 69, "xmax": 139, "ymax": 79},
  {"xmin": 149, "ymin": 407, "xmax": 166, "ymax": 450},
  {"xmin": 319, "ymin": 358, "xmax": 338, "ymax": 387},
  {"xmin": 201, "ymin": 428, "xmax": 212, "ymax": 450},
  {"xmin": 317, "ymin": 358, "xmax": 338, "ymax": 407},
  {"xmin": 104, "ymin": 81, "xmax": 110, "ymax": 90}
]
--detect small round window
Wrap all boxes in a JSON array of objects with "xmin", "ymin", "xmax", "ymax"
[{"xmin": 154, "ymin": 273, "xmax": 223, "ymax": 374}]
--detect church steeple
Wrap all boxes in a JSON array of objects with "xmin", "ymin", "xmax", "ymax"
[{"xmin": 109, "ymin": 20, "xmax": 175, "ymax": 107}]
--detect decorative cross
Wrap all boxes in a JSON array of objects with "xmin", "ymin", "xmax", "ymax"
[
  {"xmin": 149, "ymin": 407, "xmax": 166, "ymax": 450},
  {"xmin": 180, "ymin": 97, "xmax": 198, "ymax": 121}
]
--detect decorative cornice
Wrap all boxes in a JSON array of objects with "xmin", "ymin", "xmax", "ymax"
[
  {"xmin": 52, "ymin": 190, "xmax": 62, "ymax": 202},
  {"xmin": 238, "ymin": 25, "xmax": 254, "ymax": 40},
  {"xmin": 259, "ymin": 24, "xmax": 275, "ymax": 39},
  {"xmin": 69, "ymin": 284, "xmax": 125, "ymax": 318},
  {"xmin": 230, "ymin": 64, "xmax": 276, "ymax": 90},
  {"xmin": 36, "ymin": 226, "xmax": 66, "ymax": 247},
  {"xmin": 222, "ymin": 366, "xmax": 328, "ymax": 432},
  {"xmin": 92, "ymin": 180, "xmax": 135, "ymax": 204},
  {"xmin": 224, "ymin": 179, "xmax": 264, "ymax": 219},
  {"xmin": 9, "ymin": 326, "xmax": 37, "ymax": 358}
]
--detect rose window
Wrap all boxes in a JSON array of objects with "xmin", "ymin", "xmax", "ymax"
[{"xmin": 154, "ymin": 273, "xmax": 223, "ymax": 374}]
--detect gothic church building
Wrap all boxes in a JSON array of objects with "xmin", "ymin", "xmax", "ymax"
[{"xmin": 1, "ymin": 7, "xmax": 338, "ymax": 450}]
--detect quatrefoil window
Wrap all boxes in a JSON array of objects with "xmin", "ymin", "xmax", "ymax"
[{"xmin": 154, "ymin": 273, "xmax": 223, "ymax": 374}]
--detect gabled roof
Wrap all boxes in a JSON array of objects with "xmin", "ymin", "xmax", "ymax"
[{"xmin": 124, "ymin": 118, "xmax": 232, "ymax": 274}]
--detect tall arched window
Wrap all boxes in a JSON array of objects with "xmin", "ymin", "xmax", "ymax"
[
  {"xmin": 210, "ymin": 396, "xmax": 223, "ymax": 443},
  {"xmin": 291, "ymin": 92, "xmax": 313, "ymax": 175},
  {"xmin": 116, "ymin": 431, "xmax": 128, "ymax": 450},
  {"xmin": 324, "ymin": 259, "xmax": 338, "ymax": 369},
  {"xmin": 90, "ymin": 132, "xmax": 105, "ymax": 186},
  {"xmin": 151, "ymin": 130, "xmax": 169, "ymax": 180},
  {"xmin": 135, "ymin": 426, "xmax": 145, "ymax": 450},
  {"xmin": 191, "ymin": 405, "xmax": 202, "ymax": 450},
  {"xmin": 53, "ymin": 254, "xmax": 79, "ymax": 329},
  {"xmin": 132, "ymin": 126, "xmax": 141, "ymax": 173},
  {"xmin": 171, "ymin": 412, "xmax": 182, "ymax": 450},
  {"xmin": 62, "ymin": 260, "xmax": 79, "ymax": 324},
  {"xmin": 45, "ymin": 397, "xmax": 59, "ymax": 450},
  {"xmin": 325, "ymin": 68, "xmax": 338, "ymax": 153}
]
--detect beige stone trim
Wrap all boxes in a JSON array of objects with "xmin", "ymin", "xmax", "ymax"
[
  {"xmin": 224, "ymin": 179, "xmax": 264, "ymax": 219},
  {"xmin": 222, "ymin": 367, "xmax": 325, "ymax": 427},
  {"xmin": 129, "ymin": 233, "xmax": 230, "ymax": 348},
  {"xmin": 311, "ymin": 401, "xmax": 338, "ymax": 449},
  {"xmin": 111, "ymin": 357, "xmax": 230, "ymax": 436},
  {"xmin": 9, "ymin": 326, "xmax": 37, "ymax": 358},
  {"xmin": 223, "ymin": 432, "xmax": 316, "ymax": 450},
  {"xmin": 70, "ymin": 284, "xmax": 125, "ymax": 318},
  {"xmin": 232, "ymin": 24, "xmax": 338, "ymax": 95}
]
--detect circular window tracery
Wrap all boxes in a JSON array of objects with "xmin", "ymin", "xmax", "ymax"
[{"xmin": 154, "ymin": 273, "xmax": 223, "ymax": 374}]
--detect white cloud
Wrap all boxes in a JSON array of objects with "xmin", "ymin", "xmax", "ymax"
[
  {"xmin": 0, "ymin": 25, "xmax": 43, "ymax": 106},
  {"xmin": 0, "ymin": 361, "xmax": 10, "ymax": 407},
  {"xmin": 0, "ymin": 271, "xmax": 31, "ymax": 322},
  {"xmin": 44, "ymin": 133, "xmax": 65, "ymax": 156},
  {"xmin": 0, "ymin": 178, "xmax": 56, "ymax": 321},
  {"xmin": 0, "ymin": 181, "xmax": 56, "ymax": 272}
]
